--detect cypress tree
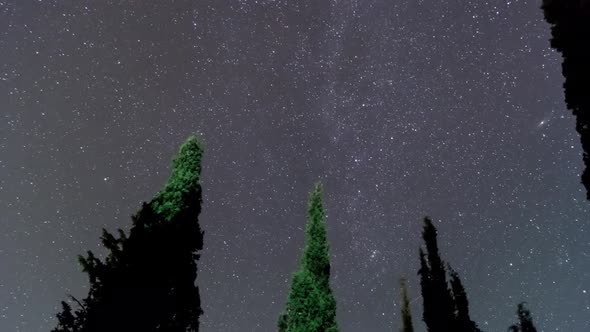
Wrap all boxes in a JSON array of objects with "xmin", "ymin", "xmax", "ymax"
[
  {"xmin": 542, "ymin": 0, "xmax": 590, "ymax": 199},
  {"xmin": 508, "ymin": 302, "xmax": 538, "ymax": 332},
  {"xmin": 52, "ymin": 136, "xmax": 205, "ymax": 332},
  {"xmin": 53, "ymin": 300, "xmax": 80, "ymax": 332},
  {"xmin": 418, "ymin": 248, "xmax": 434, "ymax": 329},
  {"xmin": 417, "ymin": 217, "xmax": 456, "ymax": 332},
  {"xmin": 399, "ymin": 278, "xmax": 414, "ymax": 332},
  {"xmin": 278, "ymin": 183, "xmax": 339, "ymax": 332},
  {"xmin": 448, "ymin": 265, "xmax": 480, "ymax": 332}
]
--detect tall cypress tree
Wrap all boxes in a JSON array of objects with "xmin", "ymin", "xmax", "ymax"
[
  {"xmin": 418, "ymin": 248, "xmax": 434, "ymax": 330},
  {"xmin": 542, "ymin": 0, "xmax": 590, "ymax": 199},
  {"xmin": 418, "ymin": 218, "xmax": 483, "ymax": 332},
  {"xmin": 399, "ymin": 278, "xmax": 414, "ymax": 332},
  {"xmin": 278, "ymin": 183, "xmax": 339, "ymax": 332},
  {"xmin": 508, "ymin": 302, "xmax": 538, "ymax": 332},
  {"xmin": 417, "ymin": 217, "xmax": 456, "ymax": 332},
  {"xmin": 52, "ymin": 136, "xmax": 205, "ymax": 332},
  {"xmin": 448, "ymin": 265, "xmax": 480, "ymax": 332}
]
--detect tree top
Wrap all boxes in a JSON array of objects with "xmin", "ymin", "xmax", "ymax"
[{"xmin": 152, "ymin": 135, "xmax": 205, "ymax": 221}]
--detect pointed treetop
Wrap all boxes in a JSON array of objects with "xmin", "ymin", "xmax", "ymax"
[
  {"xmin": 278, "ymin": 181, "xmax": 339, "ymax": 332},
  {"xmin": 308, "ymin": 181, "xmax": 323, "ymax": 208},
  {"xmin": 314, "ymin": 181, "xmax": 323, "ymax": 192},
  {"xmin": 303, "ymin": 181, "xmax": 331, "ymax": 282},
  {"xmin": 421, "ymin": 217, "xmax": 443, "ymax": 277},
  {"xmin": 400, "ymin": 278, "xmax": 415, "ymax": 332},
  {"xmin": 152, "ymin": 135, "xmax": 205, "ymax": 221},
  {"xmin": 509, "ymin": 302, "xmax": 538, "ymax": 332},
  {"xmin": 418, "ymin": 216, "xmax": 456, "ymax": 332},
  {"xmin": 307, "ymin": 182, "xmax": 326, "ymax": 225},
  {"xmin": 421, "ymin": 217, "xmax": 442, "ymax": 266},
  {"xmin": 422, "ymin": 217, "xmax": 436, "ymax": 238}
]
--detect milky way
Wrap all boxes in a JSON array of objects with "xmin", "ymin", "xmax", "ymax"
[{"xmin": 1, "ymin": 1, "xmax": 589, "ymax": 331}]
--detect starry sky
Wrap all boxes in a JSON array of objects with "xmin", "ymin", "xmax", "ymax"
[{"xmin": 1, "ymin": 0, "xmax": 589, "ymax": 331}]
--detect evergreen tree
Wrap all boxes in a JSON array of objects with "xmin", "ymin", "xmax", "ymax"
[
  {"xmin": 278, "ymin": 183, "xmax": 339, "ymax": 332},
  {"xmin": 52, "ymin": 136, "xmax": 205, "ymax": 332},
  {"xmin": 508, "ymin": 302, "xmax": 538, "ymax": 332},
  {"xmin": 399, "ymin": 278, "xmax": 414, "ymax": 332},
  {"xmin": 417, "ymin": 217, "xmax": 456, "ymax": 332},
  {"xmin": 418, "ymin": 248, "xmax": 434, "ymax": 329},
  {"xmin": 53, "ymin": 300, "xmax": 81, "ymax": 332},
  {"xmin": 542, "ymin": 0, "xmax": 590, "ymax": 199},
  {"xmin": 448, "ymin": 265, "xmax": 481, "ymax": 332}
]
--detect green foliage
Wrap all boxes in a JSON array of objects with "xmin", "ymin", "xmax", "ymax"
[
  {"xmin": 152, "ymin": 136, "xmax": 204, "ymax": 221},
  {"xmin": 282, "ymin": 271, "xmax": 337, "ymax": 332},
  {"xmin": 278, "ymin": 183, "xmax": 339, "ymax": 332},
  {"xmin": 399, "ymin": 278, "xmax": 414, "ymax": 332},
  {"xmin": 52, "ymin": 136, "xmax": 205, "ymax": 332},
  {"xmin": 302, "ymin": 183, "xmax": 331, "ymax": 284}
]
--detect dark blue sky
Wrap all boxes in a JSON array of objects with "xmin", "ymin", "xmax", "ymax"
[{"xmin": 1, "ymin": 1, "xmax": 588, "ymax": 331}]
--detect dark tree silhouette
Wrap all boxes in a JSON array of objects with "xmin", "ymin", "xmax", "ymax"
[
  {"xmin": 53, "ymin": 300, "xmax": 81, "ymax": 332},
  {"xmin": 542, "ymin": 0, "xmax": 590, "ymax": 199},
  {"xmin": 508, "ymin": 302, "xmax": 538, "ymax": 332},
  {"xmin": 418, "ymin": 217, "xmax": 482, "ymax": 332},
  {"xmin": 417, "ymin": 217, "xmax": 456, "ymax": 332},
  {"xmin": 448, "ymin": 265, "xmax": 481, "ymax": 332},
  {"xmin": 399, "ymin": 278, "xmax": 415, "ymax": 332},
  {"xmin": 278, "ymin": 183, "xmax": 339, "ymax": 332},
  {"xmin": 418, "ymin": 248, "xmax": 434, "ymax": 330},
  {"xmin": 52, "ymin": 136, "xmax": 205, "ymax": 332}
]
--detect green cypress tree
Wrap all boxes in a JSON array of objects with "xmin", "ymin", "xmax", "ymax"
[
  {"xmin": 448, "ymin": 265, "xmax": 481, "ymax": 332},
  {"xmin": 399, "ymin": 278, "xmax": 414, "ymax": 332},
  {"xmin": 278, "ymin": 183, "xmax": 339, "ymax": 332},
  {"xmin": 418, "ymin": 217, "xmax": 456, "ymax": 332},
  {"xmin": 52, "ymin": 136, "xmax": 205, "ymax": 332},
  {"xmin": 508, "ymin": 302, "xmax": 538, "ymax": 332}
]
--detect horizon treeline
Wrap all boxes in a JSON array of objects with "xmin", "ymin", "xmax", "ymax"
[{"xmin": 52, "ymin": 136, "xmax": 539, "ymax": 332}]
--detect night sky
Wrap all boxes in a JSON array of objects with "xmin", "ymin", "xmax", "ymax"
[{"xmin": 1, "ymin": 1, "xmax": 589, "ymax": 331}]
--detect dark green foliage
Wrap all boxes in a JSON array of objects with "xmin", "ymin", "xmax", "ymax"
[
  {"xmin": 417, "ymin": 217, "xmax": 456, "ymax": 332},
  {"xmin": 508, "ymin": 303, "xmax": 538, "ymax": 332},
  {"xmin": 278, "ymin": 183, "xmax": 339, "ymax": 332},
  {"xmin": 542, "ymin": 0, "xmax": 590, "ymax": 199},
  {"xmin": 302, "ymin": 183, "xmax": 332, "ymax": 286},
  {"xmin": 52, "ymin": 136, "xmax": 205, "ymax": 332},
  {"xmin": 399, "ymin": 278, "xmax": 414, "ymax": 332},
  {"xmin": 448, "ymin": 265, "xmax": 481, "ymax": 332}
]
